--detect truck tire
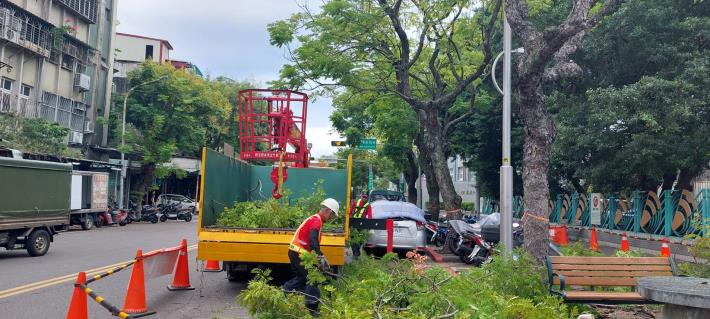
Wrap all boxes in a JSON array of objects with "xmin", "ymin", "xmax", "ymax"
[
  {"xmin": 81, "ymin": 215, "xmax": 94, "ymax": 230},
  {"xmin": 27, "ymin": 229, "xmax": 50, "ymax": 257}
]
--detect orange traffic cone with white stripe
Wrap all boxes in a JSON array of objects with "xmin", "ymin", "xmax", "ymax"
[
  {"xmin": 66, "ymin": 272, "xmax": 88, "ymax": 319},
  {"xmin": 168, "ymin": 239, "xmax": 195, "ymax": 290},
  {"xmin": 123, "ymin": 250, "xmax": 148, "ymax": 314},
  {"xmin": 660, "ymin": 238, "xmax": 671, "ymax": 257},
  {"xmin": 620, "ymin": 233, "xmax": 630, "ymax": 252},
  {"xmin": 203, "ymin": 260, "xmax": 221, "ymax": 272},
  {"xmin": 589, "ymin": 226, "xmax": 600, "ymax": 252}
]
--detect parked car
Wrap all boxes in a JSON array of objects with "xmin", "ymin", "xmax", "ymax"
[
  {"xmin": 156, "ymin": 194, "xmax": 198, "ymax": 214},
  {"xmin": 368, "ymin": 190, "xmax": 406, "ymax": 202},
  {"xmin": 365, "ymin": 199, "xmax": 427, "ymax": 252}
]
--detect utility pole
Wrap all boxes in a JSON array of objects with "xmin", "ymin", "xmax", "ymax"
[{"xmin": 500, "ymin": 12, "xmax": 514, "ymax": 259}]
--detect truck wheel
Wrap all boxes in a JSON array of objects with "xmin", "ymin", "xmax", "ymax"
[
  {"xmin": 81, "ymin": 216, "xmax": 94, "ymax": 230},
  {"xmin": 27, "ymin": 230, "xmax": 50, "ymax": 257}
]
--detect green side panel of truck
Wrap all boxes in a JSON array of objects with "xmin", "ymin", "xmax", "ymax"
[
  {"xmin": 0, "ymin": 157, "xmax": 71, "ymax": 230},
  {"xmin": 200, "ymin": 149, "xmax": 347, "ymax": 227}
]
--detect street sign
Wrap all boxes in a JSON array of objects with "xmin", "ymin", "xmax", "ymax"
[
  {"xmin": 331, "ymin": 141, "xmax": 347, "ymax": 147},
  {"xmin": 590, "ymin": 193, "xmax": 602, "ymax": 225},
  {"xmin": 358, "ymin": 138, "xmax": 377, "ymax": 150}
]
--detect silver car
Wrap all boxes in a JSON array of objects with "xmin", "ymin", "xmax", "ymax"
[
  {"xmin": 157, "ymin": 194, "xmax": 198, "ymax": 214},
  {"xmin": 365, "ymin": 218, "xmax": 427, "ymax": 252}
]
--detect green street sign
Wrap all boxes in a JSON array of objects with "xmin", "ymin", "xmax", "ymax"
[{"xmin": 357, "ymin": 138, "xmax": 377, "ymax": 150}]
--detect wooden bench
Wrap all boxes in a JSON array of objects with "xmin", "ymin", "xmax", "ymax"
[{"xmin": 545, "ymin": 256, "xmax": 678, "ymax": 304}]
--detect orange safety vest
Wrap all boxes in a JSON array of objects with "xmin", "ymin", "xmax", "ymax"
[
  {"xmin": 352, "ymin": 199, "xmax": 369, "ymax": 219},
  {"xmin": 289, "ymin": 214, "xmax": 322, "ymax": 255}
]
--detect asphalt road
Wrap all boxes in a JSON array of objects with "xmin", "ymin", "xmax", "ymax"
[{"xmin": 0, "ymin": 219, "xmax": 250, "ymax": 319}]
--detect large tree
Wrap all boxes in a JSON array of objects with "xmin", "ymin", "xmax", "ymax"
[
  {"xmin": 268, "ymin": 0, "xmax": 502, "ymax": 217},
  {"xmin": 118, "ymin": 62, "xmax": 230, "ymax": 200},
  {"xmin": 505, "ymin": 0, "xmax": 624, "ymax": 260}
]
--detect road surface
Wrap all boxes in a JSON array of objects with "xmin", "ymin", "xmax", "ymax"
[{"xmin": 0, "ymin": 220, "xmax": 250, "ymax": 319}]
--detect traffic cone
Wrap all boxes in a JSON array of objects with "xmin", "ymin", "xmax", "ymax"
[
  {"xmin": 620, "ymin": 233, "xmax": 630, "ymax": 252},
  {"xmin": 123, "ymin": 250, "xmax": 148, "ymax": 314},
  {"xmin": 589, "ymin": 227, "xmax": 600, "ymax": 252},
  {"xmin": 66, "ymin": 272, "xmax": 88, "ymax": 319},
  {"xmin": 168, "ymin": 239, "xmax": 195, "ymax": 290},
  {"xmin": 558, "ymin": 225, "xmax": 569, "ymax": 246},
  {"xmin": 203, "ymin": 260, "xmax": 221, "ymax": 272},
  {"xmin": 660, "ymin": 238, "xmax": 671, "ymax": 257}
]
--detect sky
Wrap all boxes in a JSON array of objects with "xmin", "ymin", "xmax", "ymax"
[{"xmin": 116, "ymin": 0, "xmax": 341, "ymax": 158}]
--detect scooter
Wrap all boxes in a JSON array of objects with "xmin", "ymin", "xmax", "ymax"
[
  {"xmin": 159, "ymin": 202, "xmax": 192, "ymax": 222},
  {"xmin": 96, "ymin": 202, "xmax": 129, "ymax": 227},
  {"xmin": 126, "ymin": 201, "xmax": 159, "ymax": 224},
  {"xmin": 449, "ymin": 217, "xmax": 523, "ymax": 266}
]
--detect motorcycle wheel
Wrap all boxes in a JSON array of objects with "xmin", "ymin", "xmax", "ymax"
[
  {"xmin": 119, "ymin": 220, "xmax": 127, "ymax": 226},
  {"xmin": 183, "ymin": 214, "xmax": 192, "ymax": 222},
  {"xmin": 150, "ymin": 215, "xmax": 159, "ymax": 223},
  {"xmin": 160, "ymin": 215, "xmax": 167, "ymax": 222},
  {"xmin": 447, "ymin": 233, "xmax": 461, "ymax": 255},
  {"xmin": 460, "ymin": 245, "xmax": 488, "ymax": 266},
  {"xmin": 95, "ymin": 216, "xmax": 104, "ymax": 228}
]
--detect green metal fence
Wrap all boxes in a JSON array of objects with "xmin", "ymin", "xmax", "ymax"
[{"xmin": 482, "ymin": 188, "xmax": 709, "ymax": 238}]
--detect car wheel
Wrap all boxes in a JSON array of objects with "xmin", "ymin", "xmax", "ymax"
[
  {"xmin": 81, "ymin": 215, "xmax": 94, "ymax": 230},
  {"xmin": 27, "ymin": 229, "xmax": 50, "ymax": 257},
  {"xmin": 160, "ymin": 215, "xmax": 167, "ymax": 222},
  {"xmin": 183, "ymin": 214, "xmax": 192, "ymax": 222}
]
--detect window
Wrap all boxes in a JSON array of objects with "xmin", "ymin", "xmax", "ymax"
[
  {"xmin": 20, "ymin": 84, "xmax": 32, "ymax": 97},
  {"xmin": 145, "ymin": 45, "xmax": 154, "ymax": 60},
  {"xmin": 62, "ymin": 54, "xmax": 75, "ymax": 70},
  {"xmin": 49, "ymin": 50, "xmax": 60, "ymax": 64},
  {"xmin": 1, "ymin": 78, "xmax": 13, "ymax": 91},
  {"xmin": 457, "ymin": 166, "xmax": 465, "ymax": 181}
]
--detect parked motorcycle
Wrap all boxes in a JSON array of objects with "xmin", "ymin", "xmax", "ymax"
[
  {"xmin": 126, "ymin": 201, "xmax": 159, "ymax": 224},
  {"xmin": 425, "ymin": 214, "xmax": 477, "ymax": 247},
  {"xmin": 448, "ymin": 214, "xmax": 523, "ymax": 266},
  {"xmin": 96, "ymin": 202, "xmax": 129, "ymax": 227},
  {"xmin": 158, "ymin": 202, "xmax": 192, "ymax": 222}
]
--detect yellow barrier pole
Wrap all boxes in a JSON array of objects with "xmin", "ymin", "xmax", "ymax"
[
  {"xmin": 197, "ymin": 147, "xmax": 206, "ymax": 232},
  {"xmin": 344, "ymin": 153, "xmax": 353, "ymax": 240}
]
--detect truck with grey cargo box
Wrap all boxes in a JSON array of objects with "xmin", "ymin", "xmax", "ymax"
[{"xmin": 0, "ymin": 157, "xmax": 71, "ymax": 256}]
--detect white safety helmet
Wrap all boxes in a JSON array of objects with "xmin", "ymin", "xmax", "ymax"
[{"xmin": 320, "ymin": 198, "xmax": 339, "ymax": 216}]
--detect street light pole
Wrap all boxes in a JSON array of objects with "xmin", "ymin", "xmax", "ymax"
[
  {"xmin": 118, "ymin": 75, "xmax": 167, "ymax": 209},
  {"xmin": 500, "ymin": 13, "xmax": 513, "ymax": 259}
]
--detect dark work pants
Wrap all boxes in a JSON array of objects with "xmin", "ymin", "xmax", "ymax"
[{"xmin": 283, "ymin": 250, "xmax": 320, "ymax": 311}]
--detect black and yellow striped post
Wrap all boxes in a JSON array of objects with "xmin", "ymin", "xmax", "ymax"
[{"xmin": 80, "ymin": 284, "xmax": 156, "ymax": 318}]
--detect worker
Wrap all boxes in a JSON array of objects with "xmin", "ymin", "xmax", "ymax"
[
  {"xmin": 349, "ymin": 193, "xmax": 371, "ymax": 257},
  {"xmin": 283, "ymin": 198, "xmax": 339, "ymax": 315}
]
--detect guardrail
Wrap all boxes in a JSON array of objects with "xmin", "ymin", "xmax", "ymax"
[{"xmin": 481, "ymin": 189, "xmax": 709, "ymax": 238}]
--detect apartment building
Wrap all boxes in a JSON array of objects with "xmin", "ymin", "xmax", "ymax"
[
  {"xmin": 112, "ymin": 32, "xmax": 172, "ymax": 92},
  {"xmin": 0, "ymin": 0, "xmax": 117, "ymax": 149}
]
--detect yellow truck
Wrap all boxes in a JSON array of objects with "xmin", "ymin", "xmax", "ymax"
[{"xmin": 196, "ymin": 148, "xmax": 352, "ymax": 280}]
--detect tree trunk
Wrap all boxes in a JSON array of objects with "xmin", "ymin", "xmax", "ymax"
[
  {"xmin": 417, "ymin": 132, "xmax": 440, "ymax": 220},
  {"xmin": 420, "ymin": 108, "xmax": 462, "ymax": 219},
  {"xmin": 519, "ymin": 76, "xmax": 554, "ymax": 262},
  {"xmin": 403, "ymin": 149, "xmax": 419, "ymax": 204},
  {"xmin": 676, "ymin": 168, "xmax": 696, "ymax": 191},
  {"xmin": 661, "ymin": 172, "xmax": 676, "ymax": 191},
  {"xmin": 132, "ymin": 163, "xmax": 156, "ymax": 218}
]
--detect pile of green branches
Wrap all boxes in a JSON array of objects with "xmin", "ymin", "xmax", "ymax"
[{"xmin": 240, "ymin": 250, "xmax": 584, "ymax": 319}]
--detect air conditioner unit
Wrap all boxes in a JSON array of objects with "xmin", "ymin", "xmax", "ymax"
[
  {"xmin": 2, "ymin": 20, "xmax": 20, "ymax": 44},
  {"xmin": 69, "ymin": 131, "xmax": 83, "ymax": 144},
  {"xmin": 74, "ymin": 73, "xmax": 91, "ymax": 91},
  {"xmin": 84, "ymin": 121, "xmax": 94, "ymax": 134}
]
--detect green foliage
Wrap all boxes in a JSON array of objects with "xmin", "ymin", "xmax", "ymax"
[
  {"xmin": 614, "ymin": 249, "xmax": 644, "ymax": 258},
  {"xmin": 217, "ymin": 182, "xmax": 343, "ymax": 230},
  {"xmin": 240, "ymin": 250, "xmax": 579, "ymax": 319},
  {"xmin": 680, "ymin": 225, "xmax": 710, "ymax": 277},
  {"xmin": 560, "ymin": 242, "xmax": 603, "ymax": 257},
  {"xmin": 0, "ymin": 114, "xmax": 77, "ymax": 157},
  {"xmin": 348, "ymin": 229, "xmax": 369, "ymax": 246}
]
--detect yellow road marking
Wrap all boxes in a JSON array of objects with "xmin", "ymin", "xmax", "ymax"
[{"xmin": 0, "ymin": 244, "xmax": 197, "ymax": 299}]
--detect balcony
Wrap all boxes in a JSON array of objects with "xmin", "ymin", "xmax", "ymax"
[
  {"xmin": 0, "ymin": 90, "xmax": 40, "ymax": 119},
  {"xmin": 0, "ymin": 6, "xmax": 52, "ymax": 57},
  {"xmin": 55, "ymin": 0, "xmax": 98, "ymax": 24}
]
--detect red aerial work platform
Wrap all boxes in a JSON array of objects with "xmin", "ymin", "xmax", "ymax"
[{"xmin": 237, "ymin": 89, "xmax": 310, "ymax": 168}]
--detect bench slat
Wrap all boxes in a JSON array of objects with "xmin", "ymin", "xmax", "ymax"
[
  {"xmin": 554, "ymin": 276, "xmax": 639, "ymax": 286},
  {"xmin": 563, "ymin": 291, "xmax": 645, "ymax": 302},
  {"xmin": 556, "ymin": 270, "xmax": 673, "ymax": 278},
  {"xmin": 550, "ymin": 256, "xmax": 670, "ymax": 265},
  {"xmin": 551, "ymin": 264, "xmax": 672, "ymax": 271}
]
